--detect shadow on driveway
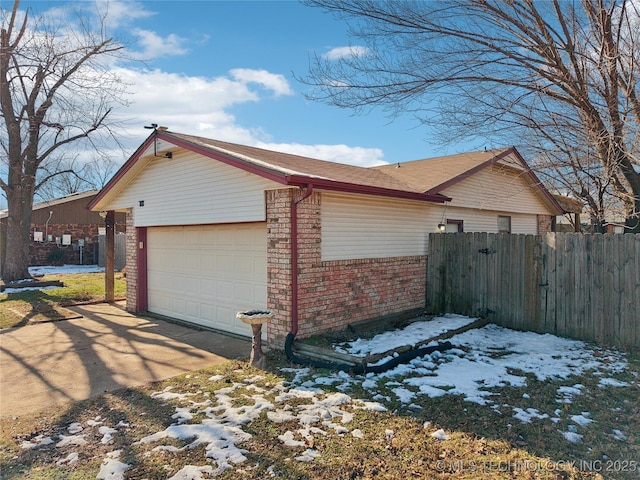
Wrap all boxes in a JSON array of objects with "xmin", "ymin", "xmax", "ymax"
[{"xmin": 0, "ymin": 302, "xmax": 250, "ymax": 417}]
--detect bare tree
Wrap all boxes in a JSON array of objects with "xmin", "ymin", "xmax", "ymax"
[
  {"xmin": 35, "ymin": 153, "xmax": 122, "ymax": 201},
  {"xmin": 304, "ymin": 0, "xmax": 640, "ymax": 232},
  {"xmin": 1, "ymin": 0, "xmax": 128, "ymax": 281}
]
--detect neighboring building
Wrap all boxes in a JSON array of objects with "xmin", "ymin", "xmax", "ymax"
[
  {"xmin": 88, "ymin": 131, "xmax": 563, "ymax": 346},
  {"xmin": 552, "ymin": 195, "xmax": 585, "ymax": 232},
  {"xmin": 0, "ymin": 191, "xmax": 126, "ymax": 269}
]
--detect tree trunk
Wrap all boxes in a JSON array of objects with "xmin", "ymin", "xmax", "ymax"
[
  {"xmin": 2, "ymin": 185, "xmax": 34, "ymax": 282},
  {"xmin": 625, "ymin": 197, "xmax": 640, "ymax": 234}
]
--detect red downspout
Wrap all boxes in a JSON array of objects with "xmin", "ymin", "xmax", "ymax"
[{"xmin": 290, "ymin": 184, "xmax": 314, "ymax": 338}]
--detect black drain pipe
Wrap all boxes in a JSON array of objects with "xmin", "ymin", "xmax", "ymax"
[{"xmin": 285, "ymin": 333, "xmax": 453, "ymax": 374}]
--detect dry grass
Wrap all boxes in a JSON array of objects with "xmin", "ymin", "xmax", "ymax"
[
  {"xmin": 0, "ymin": 273, "xmax": 126, "ymax": 329},
  {"xmin": 1, "ymin": 351, "xmax": 638, "ymax": 480},
  {"xmin": 0, "ymin": 273, "xmax": 637, "ymax": 478}
]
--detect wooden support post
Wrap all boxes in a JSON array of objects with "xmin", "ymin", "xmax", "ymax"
[{"xmin": 105, "ymin": 210, "xmax": 115, "ymax": 302}]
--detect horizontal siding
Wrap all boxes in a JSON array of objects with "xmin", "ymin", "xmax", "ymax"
[
  {"xmin": 441, "ymin": 165, "xmax": 550, "ymax": 215},
  {"xmin": 105, "ymin": 151, "xmax": 281, "ymax": 227},
  {"xmin": 322, "ymin": 193, "xmax": 442, "ymax": 261},
  {"xmin": 441, "ymin": 206, "xmax": 538, "ymax": 234}
]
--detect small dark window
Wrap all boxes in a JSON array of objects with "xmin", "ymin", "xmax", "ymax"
[
  {"xmin": 498, "ymin": 215, "xmax": 511, "ymax": 233},
  {"xmin": 446, "ymin": 219, "xmax": 464, "ymax": 233}
]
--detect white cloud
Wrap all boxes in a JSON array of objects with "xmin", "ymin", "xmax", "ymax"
[
  {"xmin": 115, "ymin": 67, "xmax": 284, "ymax": 112},
  {"xmin": 105, "ymin": 66, "xmax": 386, "ymax": 168},
  {"xmin": 109, "ymin": 67, "xmax": 267, "ymax": 145},
  {"xmin": 98, "ymin": 0, "xmax": 156, "ymax": 29},
  {"xmin": 131, "ymin": 29, "xmax": 189, "ymax": 58},
  {"xmin": 322, "ymin": 45, "xmax": 369, "ymax": 61},
  {"xmin": 87, "ymin": 66, "xmax": 387, "ymax": 168},
  {"xmin": 256, "ymin": 142, "xmax": 386, "ymax": 167},
  {"xmin": 230, "ymin": 69, "xmax": 294, "ymax": 97}
]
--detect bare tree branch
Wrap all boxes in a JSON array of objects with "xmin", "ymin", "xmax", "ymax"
[
  {"xmin": 0, "ymin": 0, "xmax": 131, "ymax": 281},
  {"xmin": 303, "ymin": 0, "xmax": 640, "ymax": 231}
]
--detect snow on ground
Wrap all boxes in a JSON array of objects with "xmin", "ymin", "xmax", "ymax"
[
  {"xmin": 334, "ymin": 313, "xmax": 477, "ymax": 356},
  {"xmin": 360, "ymin": 322, "xmax": 627, "ymax": 406},
  {"xmin": 2, "ymin": 285, "xmax": 63, "ymax": 294},
  {"xmin": 22, "ymin": 315, "xmax": 633, "ymax": 479},
  {"xmin": 29, "ymin": 265, "xmax": 105, "ymax": 275},
  {"xmin": 2, "ymin": 265, "xmax": 106, "ymax": 294}
]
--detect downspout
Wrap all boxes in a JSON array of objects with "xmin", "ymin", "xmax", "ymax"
[
  {"xmin": 290, "ymin": 184, "xmax": 313, "ymax": 338},
  {"xmin": 284, "ymin": 183, "xmax": 455, "ymax": 372},
  {"xmin": 45, "ymin": 210, "xmax": 53, "ymax": 242}
]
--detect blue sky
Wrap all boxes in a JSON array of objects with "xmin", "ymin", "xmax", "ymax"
[{"xmin": 14, "ymin": 0, "xmax": 477, "ymax": 173}]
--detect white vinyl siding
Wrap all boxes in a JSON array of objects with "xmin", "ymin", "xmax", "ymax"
[
  {"xmin": 106, "ymin": 150, "xmax": 281, "ymax": 227},
  {"xmin": 441, "ymin": 165, "xmax": 549, "ymax": 214},
  {"xmin": 147, "ymin": 223, "xmax": 267, "ymax": 337},
  {"xmin": 441, "ymin": 205, "xmax": 538, "ymax": 234},
  {"xmin": 321, "ymin": 193, "xmax": 442, "ymax": 261}
]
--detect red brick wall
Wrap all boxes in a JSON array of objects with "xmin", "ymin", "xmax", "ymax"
[
  {"xmin": 537, "ymin": 215, "xmax": 553, "ymax": 234},
  {"xmin": 297, "ymin": 256, "xmax": 426, "ymax": 339},
  {"xmin": 29, "ymin": 224, "xmax": 100, "ymax": 265},
  {"xmin": 265, "ymin": 189, "xmax": 295, "ymax": 344},
  {"xmin": 28, "ymin": 222, "xmax": 126, "ymax": 266},
  {"xmin": 266, "ymin": 188, "xmax": 427, "ymax": 346}
]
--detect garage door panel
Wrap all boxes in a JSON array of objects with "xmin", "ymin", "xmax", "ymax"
[
  {"xmin": 215, "ymin": 305, "xmax": 235, "ymax": 325},
  {"xmin": 214, "ymin": 280, "xmax": 234, "ymax": 300},
  {"xmin": 183, "ymin": 276, "xmax": 199, "ymax": 292},
  {"xmin": 201, "ymin": 255, "xmax": 216, "ymax": 271},
  {"xmin": 255, "ymin": 258, "xmax": 267, "ymax": 275},
  {"xmin": 235, "ymin": 255, "xmax": 255, "ymax": 274},
  {"xmin": 200, "ymin": 278, "xmax": 215, "ymax": 294},
  {"xmin": 171, "ymin": 297, "xmax": 186, "ymax": 315},
  {"xmin": 216, "ymin": 255, "xmax": 234, "ymax": 273},
  {"xmin": 254, "ymin": 285, "xmax": 267, "ymax": 304},
  {"xmin": 234, "ymin": 281, "xmax": 255, "ymax": 303},
  {"xmin": 185, "ymin": 253, "xmax": 201, "ymax": 270},
  {"xmin": 185, "ymin": 300, "xmax": 200, "ymax": 319},
  {"xmin": 148, "ymin": 271, "xmax": 173, "ymax": 290},
  {"xmin": 147, "ymin": 224, "xmax": 267, "ymax": 337}
]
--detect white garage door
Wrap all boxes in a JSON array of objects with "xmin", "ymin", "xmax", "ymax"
[{"xmin": 147, "ymin": 223, "xmax": 267, "ymax": 337}]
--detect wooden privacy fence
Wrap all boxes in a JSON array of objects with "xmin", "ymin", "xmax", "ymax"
[{"xmin": 426, "ymin": 232, "xmax": 639, "ymax": 348}]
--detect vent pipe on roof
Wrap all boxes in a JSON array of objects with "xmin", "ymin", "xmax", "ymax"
[
  {"xmin": 289, "ymin": 184, "xmax": 314, "ymax": 339},
  {"xmin": 144, "ymin": 124, "xmax": 172, "ymax": 159}
]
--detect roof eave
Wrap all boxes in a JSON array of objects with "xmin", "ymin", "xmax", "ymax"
[
  {"xmin": 87, "ymin": 134, "xmax": 158, "ymax": 211},
  {"xmin": 155, "ymin": 132, "xmax": 291, "ymax": 184},
  {"xmin": 89, "ymin": 131, "xmax": 450, "ymax": 211},
  {"xmin": 508, "ymin": 149, "xmax": 564, "ymax": 216},
  {"xmin": 424, "ymin": 148, "xmax": 515, "ymax": 195},
  {"xmin": 285, "ymin": 175, "xmax": 450, "ymax": 203},
  {"xmin": 425, "ymin": 147, "xmax": 564, "ymax": 216},
  {"xmin": 88, "ymin": 131, "xmax": 292, "ymax": 212}
]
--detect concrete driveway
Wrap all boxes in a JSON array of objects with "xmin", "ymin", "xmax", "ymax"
[{"xmin": 0, "ymin": 302, "xmax": 251, "ymax": 418}]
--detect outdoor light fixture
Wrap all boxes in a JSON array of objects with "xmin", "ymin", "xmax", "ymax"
[
  {"xmin": 438, "ymin": 223, "xmax": 446, "ymax": 232},
  {"xmin": 144, "ymin": 123, "xmax": 173, "ymax": 159},
  {"xmin": 99, "ymin": 211, "xmax": 108, "ymax": 219}
]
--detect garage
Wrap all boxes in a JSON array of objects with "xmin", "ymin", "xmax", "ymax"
[{"xmin": 146, "ymin": 223, "xmax": 268, "ymax": 337}]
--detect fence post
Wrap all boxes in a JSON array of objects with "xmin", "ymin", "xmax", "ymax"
[{"xmin": 105, "ymin": 210, "xmax": 115, "ymax": 303}]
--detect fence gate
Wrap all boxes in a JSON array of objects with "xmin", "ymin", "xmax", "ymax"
[
  {"xmin": 97, "ymin": 233, "xmax": 126, "ymax": 271},
  {"xmin": 426, "ymin": 232, "xmax": 639, "ymax": 348}
]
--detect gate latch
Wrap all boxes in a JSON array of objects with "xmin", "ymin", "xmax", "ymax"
[{"xmin": 478, "ymin": 248, "xmax": 496, "ymax": 254}]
